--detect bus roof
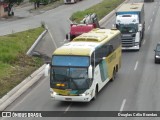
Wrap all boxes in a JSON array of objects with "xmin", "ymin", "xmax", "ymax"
[
  {"xmin": 117, "ymin": 3, "xmax": 144, "ymax": 12},
  {"xmin": 53, "ymin": 29, "xmax": 120, "ymax": 56}
]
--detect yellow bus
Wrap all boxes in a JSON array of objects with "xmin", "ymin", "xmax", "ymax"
[{"xmin": 46, "ymin": 28, "xmax": 121, "ymax": 102}]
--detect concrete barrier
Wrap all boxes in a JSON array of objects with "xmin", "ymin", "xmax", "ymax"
[{"xmin": 26, "ymin": 29, "xmax": 48, "ymax": 56}]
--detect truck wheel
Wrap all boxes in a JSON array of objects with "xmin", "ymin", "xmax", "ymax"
[{"xmin": 139, "ymin": 41, "xmax": 142, "ymax": 48}]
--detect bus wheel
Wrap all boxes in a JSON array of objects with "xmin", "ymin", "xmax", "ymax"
[
  {"xmin": 93, "ymin": 87, "xmax": 98, "ymax": 100},
  {"xmin": 111, "ymin": 69, "xmax": 116, "ymax": 81}
]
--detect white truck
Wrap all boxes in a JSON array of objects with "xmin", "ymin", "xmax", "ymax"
[{"xmin": 116, "ymin": 3, "xmax": 145, "ymax": 50}]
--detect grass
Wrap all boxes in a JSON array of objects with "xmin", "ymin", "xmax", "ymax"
[
  {"xmin": 70, "ymin": 0, "xmax": 125, "ymax": 23},
  {"xmin": 0, "ymin": 27, "xmax": 44, "ymax": 98}
]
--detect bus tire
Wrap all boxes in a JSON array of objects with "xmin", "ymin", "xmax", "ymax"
[
  {"xmin": 93, "ymin": 86, "xmax": 98, "ymax": 100},
  {"xmin": 111, "ymin": 69, "xmax": 116, "ymax": 81}
]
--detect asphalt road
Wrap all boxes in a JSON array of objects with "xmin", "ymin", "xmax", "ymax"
[
  {"xmin": 1, "ymin": 0, "xmax": 160, "ymax": 120},
  {"xmin": 0, "ymin": 0, "xmax": 103, "ymax": 36}
]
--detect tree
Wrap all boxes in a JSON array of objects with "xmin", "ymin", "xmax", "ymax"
[
  {"xmin": 3, "ymin": 0, "xmax": 24, "ymax": 16},
  {"xmin": 29, "ymin": 0, "xmax": 49, "ymax": 9}
]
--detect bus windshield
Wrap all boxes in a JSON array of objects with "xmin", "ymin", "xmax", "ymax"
[
  {"xmin": 50, "ymin": 67, "xmax": 91, "ymax": 90},
  {"xmin": 50, "ymin": 56, "xmax": 91, "ymax": 90},
  {"xmin": 118, "ymin": 24, "xmax": 138, "ymax": 34}
]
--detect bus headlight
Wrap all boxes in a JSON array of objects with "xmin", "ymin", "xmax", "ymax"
[
  {"xmin": 80, "ymin": 91, "xmax": 90, "ymax": 96},
  {"xmin": 53, "ymin": 92, "xmax": 57, "ymax": 95},
  {"xmin": 50, "ymin": 88, "xmax": 57, "ymax": 95}
]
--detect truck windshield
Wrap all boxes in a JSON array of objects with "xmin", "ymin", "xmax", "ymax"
[
  {"xmin": 50, "ymin": 56, "xmax": 91, "ymax": 90},
  {"xmin": 118, "ymin": 24, "xmax": 138, "ymax": 34},
  {"xmin": 50, "ymin": 67, "xmax": 91, "ymax": 90}
]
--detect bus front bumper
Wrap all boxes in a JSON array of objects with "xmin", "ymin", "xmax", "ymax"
[{"xmin": 51, "ymin": 93, "xmax": 92, "ymax": 102}]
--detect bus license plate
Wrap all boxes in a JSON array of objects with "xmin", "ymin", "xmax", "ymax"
[{"xmin": 65, "ymin": 98, "xmax": 72, "ymax": 101}]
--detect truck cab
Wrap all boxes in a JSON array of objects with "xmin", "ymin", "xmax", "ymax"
[
  {"xmin": 116, "ymin": 14, "xmax": 142, "ymax": 50},
  {"xmin": 116, "ymin": 3, "xmax": 145, "ymax": 51}
]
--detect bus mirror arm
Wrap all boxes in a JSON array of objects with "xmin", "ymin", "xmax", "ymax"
[{"xmin": 88, "ymin": 65, "xmax": 93, "ymax": 79}]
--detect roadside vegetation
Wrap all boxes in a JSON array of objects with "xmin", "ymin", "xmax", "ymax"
[
  {"xmin": 0, "ymin": 27, "xmax": 44, "ymax": 98},
  {"xmin": 70, "ymin": 0, "xmax": 125, "ymax": 22}
]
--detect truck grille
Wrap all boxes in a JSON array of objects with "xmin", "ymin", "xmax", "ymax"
[{"xmin": 121, "ymin": 35, "xmax": 135, "ymax": 47}]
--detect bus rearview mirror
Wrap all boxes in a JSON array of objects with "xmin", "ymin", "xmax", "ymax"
[
  {"xmin": 88, "ymin": 65, "xmax": 93, "ymax": 79},
  {"xmin": 44, "ymin": 64, "xmax": 50, "ymax": 77}
]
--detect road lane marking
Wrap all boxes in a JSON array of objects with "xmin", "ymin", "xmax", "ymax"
[
  {"xmin": 151, "ymin": 19, "xmax": 153, "ymax": 22},
  {"xmin": 143, "ymin": 39, "xmax": 146, "ymax": 45},
  {"xmin": 64, "ymin": 103, "xmax": 72, "ymax": 114},
  {"xmin": 148, "ymin": 26, "xmax": 150, "ymax": 30},
  {"xmin": 45, "ymin": 25, "xmax": 57, "ymax": 48},
  {"xmin": 120, "ymin": 99, "xmax": 126, "ymax": 112},
  {"xmin": 134, "ymin": 61, "xmax": 139, "ymax": 71}
]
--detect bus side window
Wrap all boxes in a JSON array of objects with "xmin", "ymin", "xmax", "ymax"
[{"xmin": 108, "ymin": 45, "xmax": 114, "ymax": 55}]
